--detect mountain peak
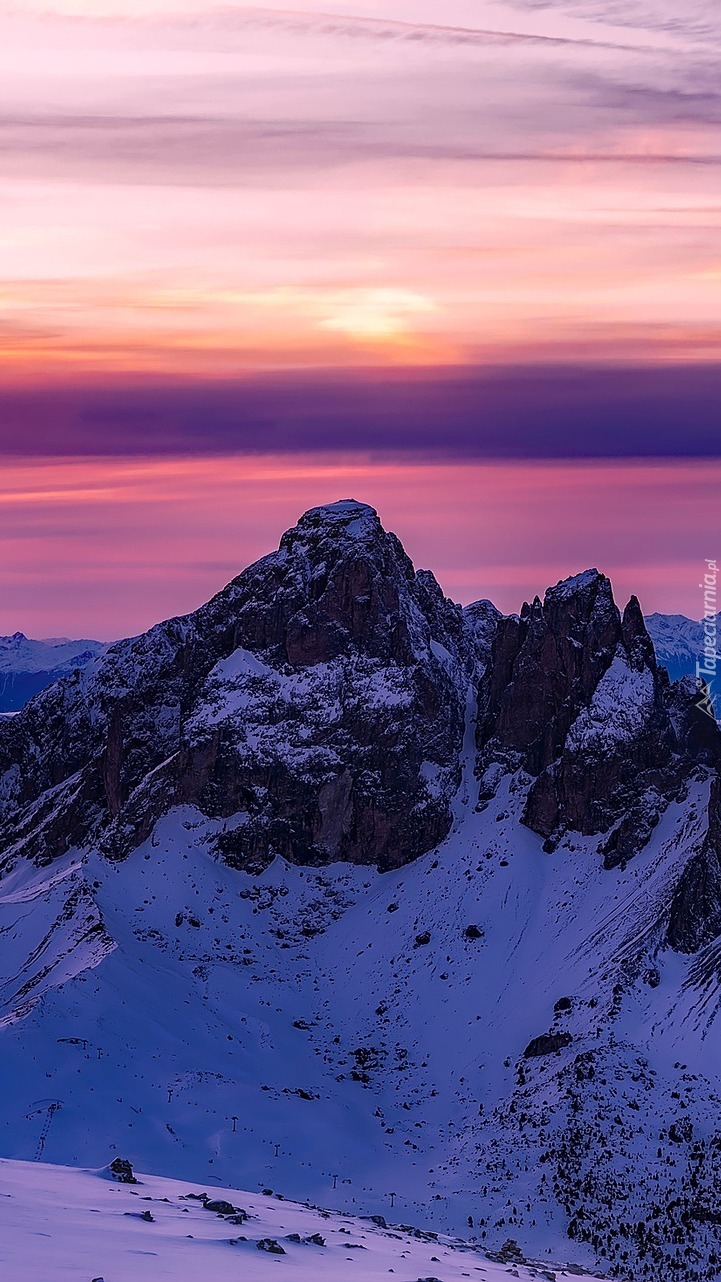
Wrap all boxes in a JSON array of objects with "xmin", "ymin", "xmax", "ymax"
[
  {"xmin": 280, "ymin": 499, "xmax": 382, "ymax": 552},
  {"xmin": 301, "ymin": 497, "xmax": 377, "ymax": 522},
  {"xmin": 547, "ymin": 568, "xmax": 602, "ymax": 597},
  {"xmin": 0, "ymin": 498, "xmax": 470, "ymax": 870},
  {"xmin": 543, "ymin": 569, "xmax": 613, "ymax": 613}
]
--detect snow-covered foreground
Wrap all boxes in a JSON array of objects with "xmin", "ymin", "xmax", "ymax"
[
  {"xmin": 0, "ymin": 766, "xmax": 717, "ymax": 1277},
  {"xmin": 0, "ymin": 1158, "xmax": 608, "ymax": 1282}
]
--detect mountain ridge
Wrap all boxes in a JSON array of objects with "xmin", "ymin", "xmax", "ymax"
[{"xmin": 2, "ymin": 500, "xmax": 721, "ymax": 1282}]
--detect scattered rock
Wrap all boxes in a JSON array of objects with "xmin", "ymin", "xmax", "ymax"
[
  {"xmin": 492, "ymin": 1237, "xmax": 525, "ymax": 1264},
  {"xmin": 669, "ymin": 1118, "xmax": 693, "ymax": 1144},
  {"xmin": 256, "ymin": 1237, "xmax": 285, "ymax": 1254},
  {"xmin": 305, "ymin": 1232, "xmax": 325, "ymax": 1246}
]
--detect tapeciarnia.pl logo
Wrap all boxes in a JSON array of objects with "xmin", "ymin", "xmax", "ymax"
[{"xmin": 697, "ymin": 558, "xmax": 718, "ymax": 719}]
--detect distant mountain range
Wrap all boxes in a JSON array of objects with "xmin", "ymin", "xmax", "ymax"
[
  {"xmin": 0, "ymin": 633, "xmax": 106, "ymax": 712},
  {"xmin": 645, "ymin": 610, "xmax": 720, "ymax": 685}
]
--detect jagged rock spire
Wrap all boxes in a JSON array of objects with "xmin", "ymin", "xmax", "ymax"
[
  {"xmin": 475, "ymin": 569, "xmax": 721, "ymax": 870},
  {"xmin": 476, "ymin": 569, "xmax": 623, "ymax": 778}
]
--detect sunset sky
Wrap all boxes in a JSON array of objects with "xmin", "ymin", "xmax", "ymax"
[{"xmin": 0, "ymin": 1, "xmax": 719, "ymax": 636}]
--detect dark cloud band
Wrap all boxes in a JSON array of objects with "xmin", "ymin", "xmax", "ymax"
[{"xmin": 2, "ymin": 364, "xmax": 719, "ymax": 459}]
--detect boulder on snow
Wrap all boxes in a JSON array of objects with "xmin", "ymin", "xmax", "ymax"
[
  {"xmin": 523, "ymin": 1031, "xmax": 573, "ymax": 1058},
  {"xmin": 107, "ymin": 1157, "xmax": 137, "ymax": 1184},
  {"xmin": 256, "ymin": 1237, "xmax": 285, "ymax": 1254},
  {"xmin": 203, "ymin": 1199, "xmax": 237, "ymax": 1216}
]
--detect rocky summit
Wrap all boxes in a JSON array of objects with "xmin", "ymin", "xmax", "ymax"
[
  {"xmin": 0, "ymin": 500, "xmax": 474, "ymax": 872},
  {"xmin": 2, "ymin": 501, "xmax": 721, "ymax": 1282}
]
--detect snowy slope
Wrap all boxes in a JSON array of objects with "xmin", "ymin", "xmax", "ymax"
[
  {"xmin": 0, "ymin": 724, "xmax": 719, "ymax": 1278},
  {"xmin": 0, "ymin": 633, "xmax": 105, "ymax": 713},
  {"xmin": 0, "ymin": 1159, "xmax": 609, "ymax": 1282}
]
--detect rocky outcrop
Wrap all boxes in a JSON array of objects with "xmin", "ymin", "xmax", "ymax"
[
  {"xmin": 668, "ymin": 777, "xmax": 721, "ymax": 953},
  {"xmin": 462, "ymin": 599, "xmax": 502, "ymax": 677},
  {"xmin": 0, "ymin": 501, "xmax": 471, "ymax": 873},
  {"xmin": 476, "ymin": 570, "xmax": 622, "ymax": 779},
  {"xmin": 523, "ymin": 1031, "xmax": 573, "ymax": 1058},
  {"xmin": 108, "ymin": 1158, "xmax": 137, "ymax": 1184},
  {"xmin": 475, "ymin": 570, "xmax": 721, "ymax": 865}
]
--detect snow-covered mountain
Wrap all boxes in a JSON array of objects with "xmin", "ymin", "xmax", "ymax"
[
  {"xmin": 0, "ymin": 1159, "xmax": 608, "ymax": 1282},
  {"xmin": 646, "ymin": 611, "xmax": 720, "ymax": 686},
  {"xmin": 1, "ymin": 500, "xmax": 721, "ymax": 1282},
  {"xmin": 0, "ymin": 633, "xmax": 105, "ymax": 713}
]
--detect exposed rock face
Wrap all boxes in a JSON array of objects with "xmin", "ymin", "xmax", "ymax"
[
  {"xmin": 476, "ymin": 570, "xmax": 721, "ymax": 864},
  {"xmin": 0, "ymin": 501, "xmax": 470, "ymax": 873},
  {"xmin": 668, "ymin": 777, "xmax": 721, "ymax": 953},
  {"xmin": 523, "ymin": 1031, "xmax": 573, "ymax": 1058},
  {"xmin": 462, "ymin": 599, "xmax": 502, "ymax": 677},
  {"xmin": 2, "ymin": 505, "xmax": 721, "ymax": 954},
  {"xmin": 476, "ymin": 570, "xmax": 622, "ymax": 778}
]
